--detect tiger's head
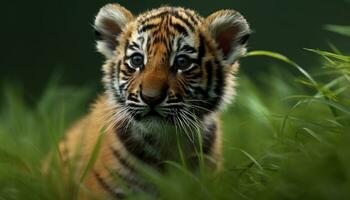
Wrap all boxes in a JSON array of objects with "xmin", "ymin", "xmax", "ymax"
[{"xmin": 94, "ymin": 4, "xmax": 250, "ymax": 129}]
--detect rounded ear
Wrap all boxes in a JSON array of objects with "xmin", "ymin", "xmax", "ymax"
[
  {"xmin": 94, "ymin": 4, "xmax": 134, "ymax": 59},
  {"xmin": 206, "ymin": 10, "xmax": 251, "ymax": 65}
]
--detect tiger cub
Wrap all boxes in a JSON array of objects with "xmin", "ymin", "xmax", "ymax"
[{"xmin": 58, "ymin": 3, "xmax": 250, "ymax": 199}]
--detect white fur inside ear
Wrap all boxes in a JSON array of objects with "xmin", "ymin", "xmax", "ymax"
[
  {"xmin": 208, "ymin": 11, "xmax": 250, "ymax": 65},
  {"xmin": 94, "ymin": 4, "xmax": 132, "ymax": 58}
]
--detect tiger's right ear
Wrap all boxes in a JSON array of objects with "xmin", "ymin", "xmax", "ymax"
[
  {"xmin": 94, "ymin": 4, "xmax": 134, "ymax": 59},
  {"xmin": 206, "ymin": 10, "xmax": 250, "ymax": 65}
]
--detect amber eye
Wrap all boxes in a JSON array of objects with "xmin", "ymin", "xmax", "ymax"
[
  {"xmin": 175, "ymin": 55, "xmax": 191, "ymax": 70},
  {"xmin": 130, "ymin": 53, "xmax": 144, "ymax": 68}
]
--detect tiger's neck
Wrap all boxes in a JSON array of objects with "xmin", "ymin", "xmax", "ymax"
[{"xmin": 115, "ymin": 115, "xmax": 218, "ymax": 169}]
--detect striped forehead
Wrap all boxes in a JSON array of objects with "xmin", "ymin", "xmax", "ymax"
[
  {"xmin": 137, "ymin": 7, "xmax": 202, "ymax": 34},
  {"xmin": 125, "ymin": 8, "xmax": 202, "ymax": 58}
]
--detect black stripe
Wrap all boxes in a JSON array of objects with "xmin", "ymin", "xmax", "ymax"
[
  {"xmin": 177, "ymin": 79, "xmax": 190, "ymax": 94},
  {"xmin": 115, "ymin": 60, "xmax": 121, "ymax": 84},
  {"xmin": 109, "ymin": 149, "xmax": 158, "ymax": 194},
  {"xmin": 196, "ymin": 34, "xmax": 206, "ymax": 66},
  {"xmin": 120, "ymin": 69, "xmax": 130, "ymax": 77},
  {"xmin": 111, "ymin": 148, "xmax": 157, "ymax": 191},
  {"xmin": 183, "ymin": 10, "xmax": 200, "ymax": 25},
  {"xmin": 111, "ymin": 148, "xmax": 135, "ymax": 172},
  {"xmin": 120, "ymin": 77, "xmax": 129, "ymax": 81},
  {"xmin": 172, "ymin": 11, "xmax": 195, "ymax": 31},
  {"xmin": 123, "ymin": 39, "xmax": 129, "ymax": 59},
  {"xmin": 120, "ymin": 65, "xmax": 135, "ymax": 76},
  {"xmin": 180, "ymin": 45, "xmax": 196, "ymax": 53},
  {"xmin": 166, "ymin": 98, "xmax": 181, "ymax": 104},
  {"xmin": 140, "ymin": 11, "xmax": 169, "ymax": 24},
  {"xmin": 183, "ymin": 63, "xmax": 200, "ymax": 74},
  {"xmin": 171, "ymin": 23, "xmax": 189, "ymax": 36},
  {"xmin": 128, "ymin": 42, "xmax": 140, "ymax": 51},
  {"xmin": 146, "ymin": 35, "xmax": 151, "ymax": 52},
  {"xmin": 203, "ymin": 122, "xmax": 217, "ymax": 154},
  {"xmin": 205, "ymin": 61, "xmax": 213, "ymax": 93},
  {"xmin": 165, "ymin": 33, "xmax": 174, "ymax": 55},
  {"xmin": 185, "ymin": 70, "xmax": 202, "ymax": 80},
  {"xmin": 200, "ymin": 60, "xmax": 223, "ymax": 111},
  {"xmin": 139, "ymin": 23, "xmax": 159, "ymax": 33},
  {"xmin": 143, "ymin": 133, "xmax": 159, "ymax": 147},
  {"xmin": 214, "ymin": 60, "xmax": 224, "ymax": 97},
  {"xmin": 110, "ymin": 61, "xmax": 123, "ymax": 103},
  {"xmin": 141, "ymin": 9, "xmax": 195, "ymax": 33},
  {"xmin": 190, "ymin": 86, "xmax": 208, "ymax": 98},
  {"xmin": 115, "ymin": 126, "xmax": 162, "ymax": 168},
  {"xmin": 119, "ymin": 82, "xmax": 128, "ymax": 91},
  {"xmin": 127, "ymin": 94, "xmax": 139, "ymax": 102},
  {"xmin": 94, "ymin": 171, "xmax": 125, "ymax": 199},
  {"xmin": 110, "ymin": 148, "xmax": 144, "ymax": 189},
  {"xmin": 108, "ymin": 62, "xmax": 115, "ymax": 96}
]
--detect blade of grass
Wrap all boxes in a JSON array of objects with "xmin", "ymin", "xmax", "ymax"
[
  {"xmin": 246, "ymin": 50, "xmax": 318, "ymax": 87},
  {"xmin": 325, "ymin": 25, "xmax": 350, "ymax": 37},
  {"xmin": 303, "ymin": 128, "xmax": 330, "ymax": 145},
  {"xmin": 305, "ymin": 48, "xmax": 350, "ymax": 62},
  {"xmin": 79, "ymin": 129, "xmax": 105, "ymax": 183},
  {"xmin": 231, "ymin": 148, "xmax": 264, "ymax": 171}
]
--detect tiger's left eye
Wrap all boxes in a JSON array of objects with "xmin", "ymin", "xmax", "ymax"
[
  {"xmin": 130, "ymin": 53, "xmax": 144, "ymax": 69},
  {"xmin": 175, "ymin": 55, "xmax": 191, "ymax": 70}
]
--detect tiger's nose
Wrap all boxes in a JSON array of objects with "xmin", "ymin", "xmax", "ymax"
[{"xmin": 141, "ymin": 86, "xmax": 168, "ymax": 107}]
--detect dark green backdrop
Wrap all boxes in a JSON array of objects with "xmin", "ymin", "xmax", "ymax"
[{"xmin": 1, "ymin": 0, "xmax": 349, "ymax": 97}]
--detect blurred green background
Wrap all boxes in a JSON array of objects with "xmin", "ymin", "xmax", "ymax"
[
  {"xmin": 1, "ymin": 1, "xmax": 350, "ymax": 200},
  {"xmin": 1, "ymin": 0, "xmax": 350, "ymax": 98}
]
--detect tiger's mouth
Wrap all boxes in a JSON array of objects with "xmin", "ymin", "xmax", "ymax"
[
  {"xmin": 132, "ymin": 106, "xmax": 181, "ymax": 124},
  {"xmin": 143, "ymin": 109, "xmax": 163, "ymax": 119}
]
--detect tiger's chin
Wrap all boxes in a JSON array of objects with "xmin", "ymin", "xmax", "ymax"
[{"xmin": 132, "ymin": 110, "xmax": 178, "ymax": 132}]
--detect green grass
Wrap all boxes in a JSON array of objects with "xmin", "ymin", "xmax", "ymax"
[{"xmin": 1, "ymin": 36, "xmax": 350, "ymax": 199}]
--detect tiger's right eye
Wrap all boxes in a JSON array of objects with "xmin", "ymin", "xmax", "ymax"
[
  {"xmin": 130, "ymin": 53, "xmax": 144, "ymax": 68},
  {"xmin": 174, "ymin": 55, "xmax": 192, "ymax": 70}
]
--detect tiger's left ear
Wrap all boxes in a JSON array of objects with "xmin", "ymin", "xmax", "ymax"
[
  {"xmin": 94, "ymin": 4, "xmax": 134, "ymax": 59},
  {"xmin": 206, "ymin": 10, "xmax": 251, "ymax": 65}
]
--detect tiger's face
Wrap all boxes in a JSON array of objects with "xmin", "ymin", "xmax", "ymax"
[{"xmin": 94, "ymin": 4, "xmax": 250, "ymax": 128}]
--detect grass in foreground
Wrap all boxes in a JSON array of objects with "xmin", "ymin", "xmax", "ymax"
[{"xmin": 0, "ymin": 30, "xmax": 350, "ymax": 200}]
